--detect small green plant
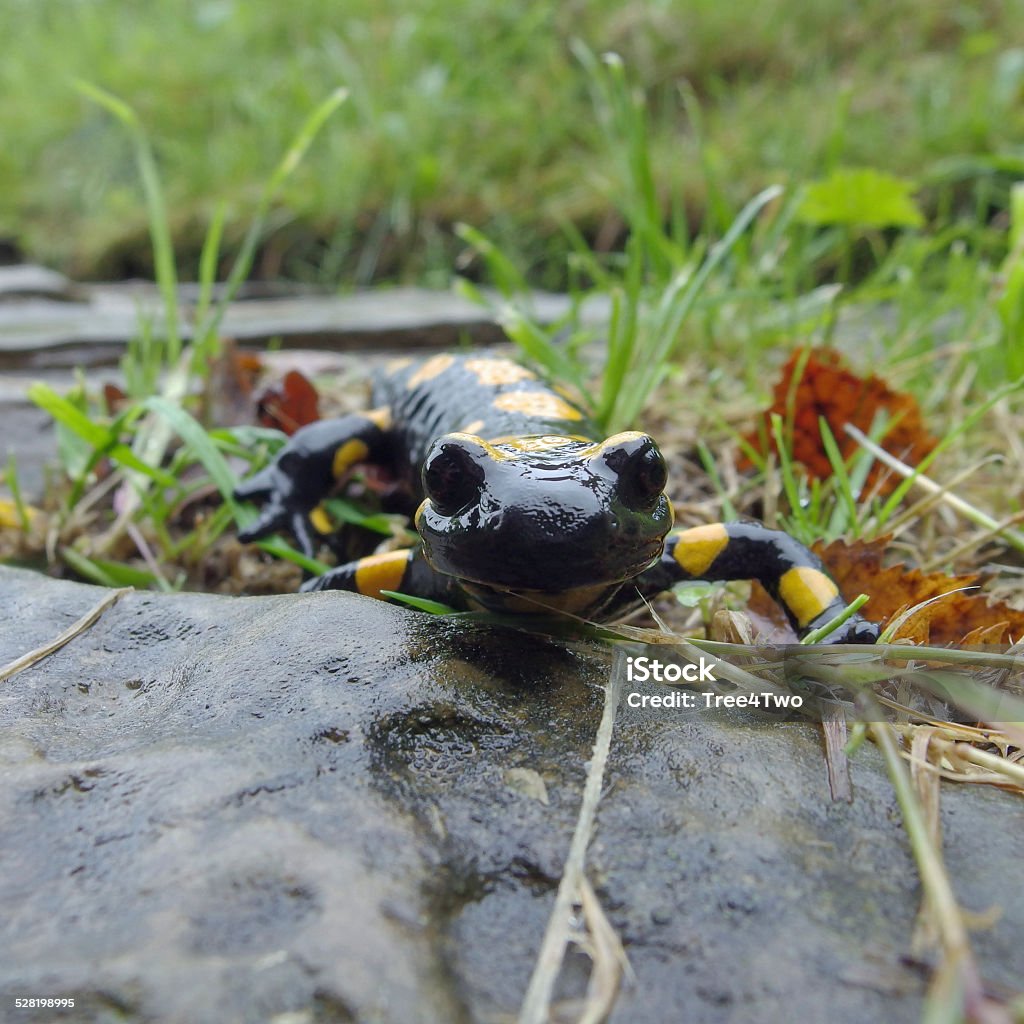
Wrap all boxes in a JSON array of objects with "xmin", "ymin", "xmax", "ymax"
[{"xmin": 23, "ymin": 84, "xmax": 348, "ymax": 588}]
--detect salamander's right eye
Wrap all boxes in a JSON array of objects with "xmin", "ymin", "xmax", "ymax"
[
  {"xmin": 423, "ymin": 439, "xmax": 486, "ymax": 516},
  {"xmin": 600, "ymin": 433, "xmax": 667, "ymax": 512}
]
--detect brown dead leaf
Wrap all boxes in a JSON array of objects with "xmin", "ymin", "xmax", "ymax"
[
  {"xmin": 814, "ymin": 537, "xmax": 1024, "ymax": 646},
  {"xmin": 745, "ymin": 348, "xmax": 937, "ymax": 495},
  {"xmin": 255, "ymin": 369, "xmax": 320, "ymax": 435},
  {"xmin": 744, "ymin": 537, "xmax": 1024, "ymax": 646}
]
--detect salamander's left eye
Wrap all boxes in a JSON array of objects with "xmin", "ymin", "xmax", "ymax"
[
  {"xmin": 601, "ymin": 434, "xmax": 667, "ymax": 511},
  {"xmin": 423, "ymin": 438, "xmax": 486, "ymax": 516}
]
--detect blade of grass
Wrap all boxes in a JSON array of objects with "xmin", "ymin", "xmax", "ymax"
[
  {"xmin": 195, "ymin": 87, "xmax": 349, "ymax": 346},
  {"xmin": 60, "ymin": 547, "xmax": 159, "ymax": 589},
  {"xmin": 379, "ymin": 590, "xmax": 459, "ymax": 615},
  {"xmin": 865, "ymin": 374, "xmax": 1024, "ymax": 534},
  {"xmin": 846, "ymin": 420, "xmax": 1024, "ymax": 554},
  {"xmin": 799, "ymin": 594, "xmax": 870, "ymax": 644},
  {"xmin": 5, "ymin": 451, "xmax": 32, "ymax": 531},
  {"xmin": 74, "ymin": 79, "xmax": 181, "ymax": 361}
]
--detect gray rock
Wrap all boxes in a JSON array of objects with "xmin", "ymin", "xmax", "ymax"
[
  {"xmin": 0, "ymin": 566, "xmax": 1021, "ymax": 1023},
  {"xmin": 0, "ymin": 265, "xmax": 76, "ymax": 301},
  {"xmin": 0, "ymin": 284, "xmax": 611, "ymax": 370}
]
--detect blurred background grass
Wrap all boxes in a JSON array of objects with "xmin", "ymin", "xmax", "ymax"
[{"xmin": 1, "ymin": 0, "xmax": 1023, "ymax": 288}]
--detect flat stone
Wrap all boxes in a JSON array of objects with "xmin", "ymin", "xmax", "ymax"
[
  {"xmin": 1, "ymin": 567, "xmax": 1021, "ymax": 1022},
  {"xmin": 0, "ymin": 264, "xmax": 77, "ymax": 301},
  {"xmin": 0, "ymin": 282, "xmax": 611, "ymax": 370}
]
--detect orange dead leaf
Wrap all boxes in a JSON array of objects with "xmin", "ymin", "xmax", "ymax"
[
  {"xmin": 814, "ymin": 537, "xmax": 1024, "ymax": 646},
  {"xmin": 745, "ymin": 536, "xmax": 1024, "ymax": 646},
  {"xmin": 959, "ymin": 622, "xmax": 1012, "ymax": 647},
  {"xmin": 745, "ymin": 348, "xmax": 937, "ymax": 495},
  {"xmin": 102, "ymin": 382, "xmax": 128, "ymax": 414},
  {"xmin": 744, "ymin": 583, "xmax": 798, "ymax": 642},
  {"xmin": 255, "ymin": 369, "xmax": 320, "ymax": 435}
]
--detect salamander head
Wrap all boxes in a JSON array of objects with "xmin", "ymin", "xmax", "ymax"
[{"xmin": 416, "ymin": 431, "xmax": 673, "ymax": 610}]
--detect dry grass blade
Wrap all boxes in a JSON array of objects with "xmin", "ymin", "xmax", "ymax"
[
  {"xmin": 517, "ymin": 651, "xmax": 626, "ymax": 1024},
  {"xmin": 845, "ymin": 423, "xmax": 1024, "ymax": 553},
  {"xmin": 909, "ymin": 727, "xmax": 944, "ymax": 953},
  {"xmin": 919, "ymin": 512, "xmax": 1024, "ymax": 574},
  {"xmin": 881, "ymin": 455, "xmax": 1003, "ymax": 537},
  {"xmin": 900, "ymin": 734, "xmax": 1024, "ymax": 794},
  {"xmin": 0, "ymin": 587, "xmax": 132, "ymax": 682},
  {"xmin": 822, "ymin": 702, "xmax": 853, "ymax": 802},
  {"xmin": 869, "ymin": 718, "xmax": 1014, "ymax": 1023},
  {"xmin": 573, "ymin": 876, "xmax": 632, "ymax": 1024}
]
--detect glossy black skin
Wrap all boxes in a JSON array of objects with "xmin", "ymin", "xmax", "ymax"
[
  {"xmin": 234, "ymin": 353, "xmax": 879, "ymax": 641},
  {"xmin": 416, "ymin": 432, "xmax": 672, "ymax": 592}
]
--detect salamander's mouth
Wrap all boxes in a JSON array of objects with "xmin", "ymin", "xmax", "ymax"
[
  {"xmin": 456, "ymin": 580, "xmax": 628, "ymax": 618},
  {"xmin": 422, "ymin": 538, "xmax": 664, "ymax": 595}
]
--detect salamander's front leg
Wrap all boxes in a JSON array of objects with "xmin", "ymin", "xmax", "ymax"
[
  {"xmin": 301, "ymin": 546, "xmax": 463, "ymax": 607},
  {"xmin": 636, "ymin": 522, "xmax": 879, "ymax": 642},
  {"xmin": 234, "ymin": 409, "xmax": 392, "ymax": 556}
]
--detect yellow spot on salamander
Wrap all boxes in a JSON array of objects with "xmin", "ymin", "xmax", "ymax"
[
  {"xmin": 673, "ymin": 523, "xmax": 729, "ymax": 576},
  {"xmin": 355, "ymin": 550, "xmax": 410, "ymax": 600},
  {"xmin": 366, "ymin": 406, "xmax": 393, "ymax": 431},
  {"xmin": 310, "ymin": 504, "xmax": 334, "ymax": 535},
  {"xmin": 464, "ymin": 358, "xmax": 536, "ymax": 387},
  {"xmin": 461, "ymin": 419, "xmax": 486, "ymax": 435},
  {"xmin": 414, "ymin": 499, "xmax": 428, "ymax": 531},
  {"xmin": 488, "ymin": 433, "xmax": 589, "ymax": 447},
  {"xmin": 493, "ymin": 435, "xmax": 581, "ymax": 454},
  {"xmin": 439, "ymin": 432, "xmax": 508, "ymax": 461},
  {"xmin": 492, "ymin": 391, "xmax": 583, "ymax": 421},
  {"xmin": 386, "ymin": 357, "xmax": 413, "ymax": 375},
  {"xmin": 583, "ymin": 431, "xmax": 647, "ymax": 458},
  {"xmin": 407, "ymin": 353, "xmax": 456, "ymax": 389},
  {"xmin": 778, "ymin": 566, "xmax": 839, "ymax": 627},
  {"xmin": 332, "ymin": 438, "xmax": 369, "ymax": 479}
]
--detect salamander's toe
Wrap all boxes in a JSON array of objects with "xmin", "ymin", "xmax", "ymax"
[
  {"xmin": 237, "ymin": 500, "xmax": 289, "ymax": 544},
  {"xmin": 233, "ymin": 466, "xmax": 277, "ymax": 501}
]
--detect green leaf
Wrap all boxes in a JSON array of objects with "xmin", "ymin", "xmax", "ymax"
[
  {"xmin": 323, "ymin": 498, "xmax": 402, "ymax": 536},
  {"xmin": 60, "ymin": 547, "xmax": 158, "ymax": 588},
  {"xmin": 379, "ymin": 590, "xmax": 459, "ymax": 615},
  {"xmin": 143, "ymin": 397, "xmax": 237, "ymax": 503},
  {"xmin": 798, "ymin": 167, "xmax": 924, "ymax": 230},
  {"xmin": 27, "ymin": 383, "xmax": 174, "ymax": 485}
]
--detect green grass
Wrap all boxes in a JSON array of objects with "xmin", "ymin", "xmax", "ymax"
[
  {"xmin": 13, "ymin": 36, "xmax": 1024, "ymax": 602},
  {"xmin": 2, "ymin": 0, "xmax": 1023, "ymax": 285}
]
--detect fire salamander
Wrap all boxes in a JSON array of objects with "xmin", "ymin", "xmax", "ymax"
[{"xmin": 234, "ymin": 353, "xmax": 878, "ymax": 642}]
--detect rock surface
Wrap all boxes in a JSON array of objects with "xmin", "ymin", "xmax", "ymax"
[
  {"xmin": 0, "ymin": 273, "xmax": 611, "ymax": 370},
  {"xmin": 1, "ymin": 566, "xmax": 1022, "ymax": 1023}
]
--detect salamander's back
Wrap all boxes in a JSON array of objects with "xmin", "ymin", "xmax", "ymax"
[{"xmin": 372, "ymin": 353, "xmax": 597, "ymax": 483}]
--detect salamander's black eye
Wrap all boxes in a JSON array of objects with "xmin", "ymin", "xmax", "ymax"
[
  {"xmin": 423, "ymin": 439, "xmax": 486, "ymax": 516},
  {"xmin": 601, "ymin": 433, "xmax": 667, "ymax": 512}
]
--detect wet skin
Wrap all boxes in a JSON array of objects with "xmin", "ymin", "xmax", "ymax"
[{"xmin": 234, "ymin": 353, "xmax": 878, "ymax": 640}]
